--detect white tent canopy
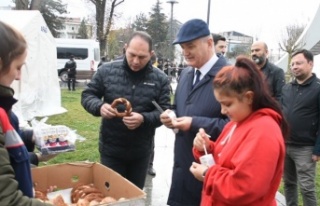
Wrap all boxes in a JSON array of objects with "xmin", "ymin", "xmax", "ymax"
[{"xmin": 0, "ymin": 10, "xmax": 66, "ymax": 122}]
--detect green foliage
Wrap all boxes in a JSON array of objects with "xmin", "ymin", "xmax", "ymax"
[
  {"xmin": 132, "ymin": 13, "xmax": 148, "ymax": 31},
  {"xmin": 279, "ymin": 172, "xmax": 320, "ymax": 206},
  {"xmin": 146, "ymin": 0, "xmax": 169, "ymax": 45},
  {"xmin": 107, "ymin": 31, "xmax": 122, "ymax": 60},
  {"xmin": 77, "ymin": 19, "xmax": 89, "ymax": 39},
  {"xmin": 130, "ymin": 0, "xmax": 170, "ymax": 61},
  {"xmin": 39, "ymin": 0, "xmax": 67, "ymax": 37},
  {"xmin": 107, "ymin": 28, "xmax": 134, "ymax": 60}
]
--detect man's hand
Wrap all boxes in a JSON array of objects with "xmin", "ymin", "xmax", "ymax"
[
  {"xmin": 100, "ymin": 103, "xmax": 116, "ymax": 119},
  {"xmin": 172, "ymin": 116, "xmax": 192, "ymax": 131},
  {"xmin": 312, "ymin": 155, "xmax": 320, "ymax": 162},
  {"xmin": 123, "ymin": 112, "xmax": 144, "ymax": 130},
  {"xmin": 160, "ymin": 109, "xmax": 175, "ymax": 128}
]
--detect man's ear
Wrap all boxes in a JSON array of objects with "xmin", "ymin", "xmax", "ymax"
[
  {"xmin": 309, "ymin": 60, "xmax": 314, "ymax": 69},
  {"xmin": 0, "ymin": 58, "xmax": 2, "ymax": 72}
]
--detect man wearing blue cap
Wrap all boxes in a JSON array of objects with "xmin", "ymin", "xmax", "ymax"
[{"xmin": 160, "ymin": 19, "xmax": 229, "ymax": 205}]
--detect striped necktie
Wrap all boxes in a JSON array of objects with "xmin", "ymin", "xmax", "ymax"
[{"xmin": 192, "ymin": 70, "xmax": 201, "ymax": 88}]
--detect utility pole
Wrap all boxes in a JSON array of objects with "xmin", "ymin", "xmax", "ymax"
[
  {"xmin": 167, "ymin": 0, "xmax": 178, "ymax": 63},
  {"xmin": 207, "ymin": 0, "xmax": 211, "ymax": 26},
  {"xmin": 166, "ymin": 0, "xmax": 178, "ymax": 81}
]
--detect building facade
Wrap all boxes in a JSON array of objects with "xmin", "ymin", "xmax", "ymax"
[{"xmin": 57, "ymin": 17, "xmax": 94, "ymax": 39}]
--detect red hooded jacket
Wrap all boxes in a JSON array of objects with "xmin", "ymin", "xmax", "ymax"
[{"xmin": 193, "ymin": 108, "xmax": 285, "ymax": 206}]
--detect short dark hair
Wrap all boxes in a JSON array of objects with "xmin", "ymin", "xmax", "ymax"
[
  {"xmin": 128, "ymin": 31, "xmax": 153, "ymax": 52},
  {"xmin": 212, "ymin": 33, "xmax": 226, "ymax": 45},
  {"xmin": 292, "ymin": 49, "xmax": 313, "ymax": 62}
]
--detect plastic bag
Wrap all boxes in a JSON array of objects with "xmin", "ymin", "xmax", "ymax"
[{"xmin": 31, "ymin": 118, "xmax": 77, "ymax": 155}]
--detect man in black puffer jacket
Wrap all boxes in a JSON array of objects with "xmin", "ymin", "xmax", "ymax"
[{"xmin": 81, "ymin": 31, "xmax": 171, "ymax": 189}]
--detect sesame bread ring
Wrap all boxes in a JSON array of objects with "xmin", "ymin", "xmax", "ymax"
[{"xmin": 111, "ymin": 98, "xmax": 132, "ymax": 117}]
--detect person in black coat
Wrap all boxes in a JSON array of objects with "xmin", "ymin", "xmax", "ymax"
[
  {"xmin": 81, "ymin": 31, "xmax": 171, "ymax": 189},
  {"xmin": 251, "ymin": 41, "xmax": 285, "ymax": 102},
  {"xmin": 64, "ymin": 55, "xmax": 77, "ymax": 91},
  {"xmin": 281, "ymin": 49, "xmax": 320, "ymax": 206}
]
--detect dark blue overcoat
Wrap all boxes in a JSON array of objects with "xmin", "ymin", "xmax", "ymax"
[{"xmin": 167, "ymin": 56, "xmax": 229, "ymax": 206}]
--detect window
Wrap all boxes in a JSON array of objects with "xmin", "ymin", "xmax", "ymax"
[{"xmin": 57, "ymin": 47, "xmax": 88, "ymax": 60}]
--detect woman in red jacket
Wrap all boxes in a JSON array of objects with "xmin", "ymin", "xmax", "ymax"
[{"xmin": 190, "ymin": 56, "xmax": 288, "ymax": 206}]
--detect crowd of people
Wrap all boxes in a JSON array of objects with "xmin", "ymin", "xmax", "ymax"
[{"xmin": 0, "ymin": 14, "xmax": 319, "ymax": 206}]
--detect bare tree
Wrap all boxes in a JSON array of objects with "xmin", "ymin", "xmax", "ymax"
[
  {"xmin": 15, "ymin": 0, "xmax": 29, "ymax": 9},
  {"xmin": 89, "ymin": 0, "xmax": 124, "ymax": 56},
  {"xmin": 30, "ymin": 0, "xmax": 41, "ymax": 10},
  {"xmin": 279, "ymin": 23, "xmax": 306, "ymax": 80}
]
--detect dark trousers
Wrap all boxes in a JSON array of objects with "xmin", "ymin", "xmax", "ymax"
[
  {"xmin": 149, "ymin": 136, "xmax": 155, "ymax": 167},
  {"xmin": 100, "ymin": 153, "xmax": 150, "ymax": 189},
  {"xmin": 67, "ymin": 74, "xmax": 76, "ymax": 90}
]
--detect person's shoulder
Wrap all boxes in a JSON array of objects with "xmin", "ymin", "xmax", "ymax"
[
  {"xmin": 152, "ymin": 66, "xmax": 169, "ymax": 80},
  {"xmin": 310, "ymin": 74, "xmax": 320, "ymax": 88},
  {"xmin": 216, "ymin": 55, "xmax": 228, "ymax": 66},
  {"xmin": 100, "ymin": 60, "xmax": 122, "ymax": 70},
  {"xmin": 268, "ymin": 61, "xmax": 284, "ymax": 71}
]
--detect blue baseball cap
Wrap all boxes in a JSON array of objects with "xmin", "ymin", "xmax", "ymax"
[{"xmin": 173, "ymin": 19, "xmax": 210, "ymax": 45}]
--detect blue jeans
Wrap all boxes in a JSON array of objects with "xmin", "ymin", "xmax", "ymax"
[{"xmin": 283, "ymin": 145, "xmax": 317, "ymax": 206}]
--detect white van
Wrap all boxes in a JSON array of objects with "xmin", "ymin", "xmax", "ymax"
[{"xmin": 55, "ymin": 38, "xmax": 100, "ymax": 82}]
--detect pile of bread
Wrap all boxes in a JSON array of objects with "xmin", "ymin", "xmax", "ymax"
[{"xmin": 35, "ymin": 183, "xmax": 125, "ymax": 206}]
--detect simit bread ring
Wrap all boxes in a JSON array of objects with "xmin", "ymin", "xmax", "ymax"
[
  {"xmin": 111, "ymin": 98, "xmax": 132, "ymax": 117},
  {"xmin": 71, "ymin": 184, "xmax": 105, "ymax": 204}
]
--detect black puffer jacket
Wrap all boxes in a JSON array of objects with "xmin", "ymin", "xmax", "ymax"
[
  {"xmin": 281, "ymin": 74, "xmax": 320, "ymax": 155},
  {"xmin": 261, "ymin": 60, "xmax": 285, "ymax": 102},
  {"xmin": 81, "ymin": 58, "xmax": 171, "ymax": 159}
]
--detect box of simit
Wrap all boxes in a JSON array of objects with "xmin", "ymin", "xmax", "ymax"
[{"xmin": 31, "ymin": 162, "xmax": 146, "ymax": 205}]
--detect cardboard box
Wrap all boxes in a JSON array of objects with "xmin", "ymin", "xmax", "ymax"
[{"xmin": 32, "ymin": 162, "xmax": 146, "ymax": 205}]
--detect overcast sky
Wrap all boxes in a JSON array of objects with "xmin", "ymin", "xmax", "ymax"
[
  {"xmin": 63, "ymin": 0, "xmax": 320, "ymax": 51},
  {"xmin": 1, "ymin": 0, "xmax": 319, "ymax": 51}
]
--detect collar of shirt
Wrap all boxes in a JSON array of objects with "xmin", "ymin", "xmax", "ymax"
[{"xmin": 195, "ymin": 54, "xmax": 219, "ymax": 81}]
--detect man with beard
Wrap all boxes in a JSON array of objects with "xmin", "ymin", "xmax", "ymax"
[
  {"xmin": 251, "ymin": 41, "xmax": 285, "ymax": 102},
  {"xmin": 281, "ymin": 49, "xmax": 320, "ymax": 206}
]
